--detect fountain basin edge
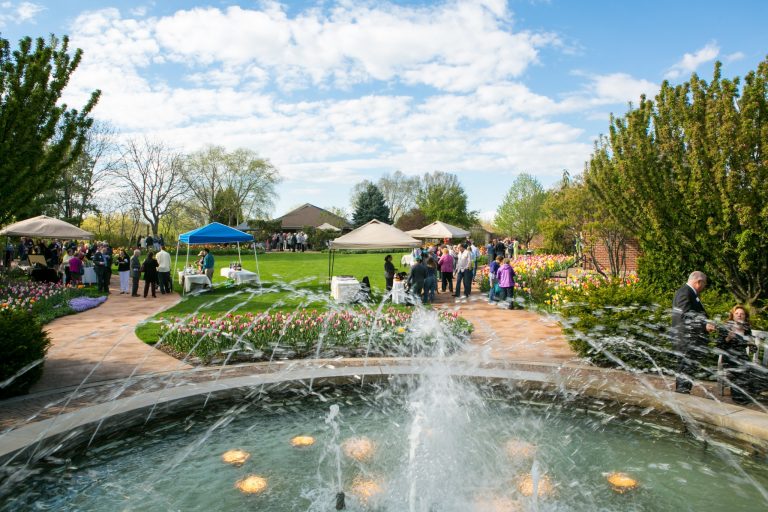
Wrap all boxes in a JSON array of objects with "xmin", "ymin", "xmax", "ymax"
[{"xmin": 1, "ymin": 359, "xmax": 767, "ymax": 467}]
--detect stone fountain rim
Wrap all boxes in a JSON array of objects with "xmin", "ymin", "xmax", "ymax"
[{"xmin": 1, "ymin": 358, "xmax": 767, "ymax": 465}]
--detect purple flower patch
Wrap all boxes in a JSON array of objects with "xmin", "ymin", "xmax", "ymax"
[{"xmin": 68, "ymin": 296, "xmax": 107, "ymax": 313}]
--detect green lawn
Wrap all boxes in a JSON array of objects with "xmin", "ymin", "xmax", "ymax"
[
  {"xmin": 137, "ymin": 251, "xmax": 411, "ymax": 344},
  {"xmin": 183, "ymin": 251, "xmax": 409, "ymax": 289}
]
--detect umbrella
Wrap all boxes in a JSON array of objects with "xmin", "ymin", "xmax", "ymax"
[{"xmin": 0, "ymin": 215, "xmax": 94, "ymax": 240}]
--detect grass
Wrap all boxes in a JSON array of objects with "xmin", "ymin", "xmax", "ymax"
[
  {"xmin": 183, "ymin": 251, "xmax": 409, "ymax": 288},
  {"xmin": 137, "ymin": 251, "xmax": 412, "ymax": 344}
]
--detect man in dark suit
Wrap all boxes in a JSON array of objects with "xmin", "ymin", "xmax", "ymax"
[
  {"xmin": 672, "ymin": 271, "xmax": 715, "ymax": 394},
  {"xmin": 407, "ymin": 257, "xmax": 428, "ymax": 302}
]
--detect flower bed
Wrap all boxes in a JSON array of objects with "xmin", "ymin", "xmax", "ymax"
[
  {"xmin": 68, "ymin": 295, "xmax": 108, "ymax": 313},
  {"xmin": 0, "ymin": 280, "xmax": 106, "ymax": 324},
  {"xmin": 159, "ymin": 308, "xmax": 473, "ymax": 363},
  {"xmin": 478, "ymin": 254, "xmax": 576, "ymax": 295}
]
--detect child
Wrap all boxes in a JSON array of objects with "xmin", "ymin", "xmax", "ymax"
[
  {"xmin": 488, "ymin": 255, "xmax": 502, "ymax": 302},
  {"xmin": 495, "ymin": 258, "xmax": 517, "ymax": 309}
]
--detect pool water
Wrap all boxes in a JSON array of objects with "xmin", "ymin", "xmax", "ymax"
[{"xmin": 2, "ymin": 380, "xmax": 767, "ymax": 511}]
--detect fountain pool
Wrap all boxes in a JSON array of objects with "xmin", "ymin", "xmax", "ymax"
[{"xmin": 2, "ymin": 375, "xmax": 767, "ymax": 512}]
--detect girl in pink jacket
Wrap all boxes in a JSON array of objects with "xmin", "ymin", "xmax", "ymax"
[{"xmin": 495, "ymin": 258, "xmax": 517, "ymax": 309}]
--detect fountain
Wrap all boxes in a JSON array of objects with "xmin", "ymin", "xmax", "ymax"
[{"xmin": 1, "ymin": 283, "xmax": 768, "ymax": 511}]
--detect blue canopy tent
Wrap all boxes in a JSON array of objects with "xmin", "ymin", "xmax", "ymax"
[{"xmin": 175, "ymin": 222, "xmax": 260, "ymax": 293}]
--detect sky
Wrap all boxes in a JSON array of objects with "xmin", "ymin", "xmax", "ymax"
[{"xmin": 1, "ymin": 0, "xmax": 766, "ymax": 220}]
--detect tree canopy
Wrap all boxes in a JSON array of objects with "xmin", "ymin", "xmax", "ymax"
[
  {"xmin": 0, "ymin": 35, "xmax": 100, "ymax": 225},
  {"xmin": 494, "ymin": 173, "xmax": 547, "ymax": 246},
  {"xmin": 182, "ymin": 145, "xmax": 280, "ymax": 224},
  {"xmin": 415, "ymin": 171, "xmax": 476, "ymax": 227},
  {"xmin": 352, "ymin": 183, "xmax": 391, "ymax": 226},
  {"xmin": 585, "ymin": 57, "xmax": 768, "ymax": 305}
]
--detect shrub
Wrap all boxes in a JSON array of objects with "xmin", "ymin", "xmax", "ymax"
[{"xmin": 0, "ymin": 310, "xmax": 51, "ymax": 398}]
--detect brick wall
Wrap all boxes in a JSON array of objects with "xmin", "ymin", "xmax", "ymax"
[{"xmin": 585, "ymin": 237, "xmax": 640, "ymax": 273}]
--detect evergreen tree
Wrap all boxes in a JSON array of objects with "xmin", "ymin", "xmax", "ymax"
[
  {"xmin": 352, "ymin": 183, "xmax": 391, "ymax": 226},
  {"xmin": 0, "ymin": 35, "xmax": 100, "ymax": 225}
]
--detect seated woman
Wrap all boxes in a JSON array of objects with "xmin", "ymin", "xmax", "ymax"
[{"xmin": 717, "ymin": 305, "xmax": 757, "ymax": 404}]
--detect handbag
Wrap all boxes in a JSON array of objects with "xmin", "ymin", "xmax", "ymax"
[{"xmin": 493, "ymin": 283, "xmax": 501, "ymax": 294}]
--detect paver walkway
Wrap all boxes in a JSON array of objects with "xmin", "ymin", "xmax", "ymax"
[
  {"xmin": 431, "ymin": 289, "xmax": 578, "ymax": 363},
  {"xmin": 31, "ymin": 283, "xmax": 189, "ymax": 393}
]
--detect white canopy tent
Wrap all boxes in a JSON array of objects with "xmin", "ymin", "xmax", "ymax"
[
  {"xmin": 406, "ymin": 221, "xmax": 470, "ymax": 240},
  {"xmin": 327, "ymin": 219, "xmax": 420, "ymax": 284},
  {"xmin": 316, "ymin": 222, "xmax": 341, "ymax": 232},
  {"xmin": 0, "ymin": 215, "xmax": 93, "ymax": 240}
]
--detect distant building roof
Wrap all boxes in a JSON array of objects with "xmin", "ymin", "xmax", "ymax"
[{"xmin": 274, "ymin": 203, "xmax": 351, "ymax": 230}]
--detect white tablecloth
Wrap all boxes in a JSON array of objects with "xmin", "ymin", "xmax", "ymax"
[
  {"xmin": 220, "ymin": 268, "xmax": 260, "ymax": 285},
  {"xmin": 82, "ymin": 266, "xmax": 98, "ymax": 284},
  {"xmin": 391, "ymin": 280, "xmax": 407, "ymax": 304},
  {"xmin": 331, "ymin": 276, "xmax": 360, "ymax": 303},
  {"xmin": 400, "ymin": 255, "xmax": 414, "ymax": 267},
  {"xmin": 178, "ymin": 272, "xmax": 211, "ymax": 293}
]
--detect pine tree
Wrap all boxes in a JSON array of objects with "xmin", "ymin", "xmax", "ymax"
[{"xmin": 352, "ymin": 183, "xmax": 391, "ymax": 227}]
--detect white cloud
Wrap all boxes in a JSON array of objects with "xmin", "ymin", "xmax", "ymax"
[
  {"xmin": 0, "ymin": 1, "xmax": 43, "ymax": 26},
  {"xmin": 665, "ymin": 42, "xmax": 720, "ymax": 80},
  {"xmin": 725, "ymin": 51, "xmax": 745, "ymax": 63},
  {"xmin": 59, "ymin": 2, "xmax": 648, "ymax": 215}
]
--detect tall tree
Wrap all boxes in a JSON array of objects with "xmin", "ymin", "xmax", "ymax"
[
  {"xmin": 113, "ymin": 138, "xmax": 187, "ymax": 236},
  {"xmin": 586, "ymin": 58, "xmax": 768, "ymax": 305},
  {"xmin": 0, "ymin": 35, "xmax": 100, "ymax": 224},
  {"xmin": 212, "ymin": 186, "xmax": 244, "ymax": 226},
  {"xmin": 394, "ymin": 207, "xmax": 428, "ymax": 232},
  {"xmin": 415, "ymin": 171, "xmax": 476, "ymax": 227},
  {"xmin": 352, "ymin": 183, "xmax": 391, "ymax": 226},
  {"xmin": 494, "ymin": 173, "xmax": 547, "ymax": 246},
  {"xmin": 377, "ymin": 170, "xmax": 419, "ymax": 222},
  {"xmin": 350, "ymin": 179, "xmax": 374, "ymax": 211},
  {"xmin": 41, "ymin": 121, "xmax": 117, "ymax": 225},
  {"xmin": 181, "ymin": 145, "xmax": 280, "ymax": 223}
]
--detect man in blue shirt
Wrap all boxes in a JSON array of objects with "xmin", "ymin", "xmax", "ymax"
[{"xmin": 203, "ymin": 248, "xmax": 215, "ymax": 285}]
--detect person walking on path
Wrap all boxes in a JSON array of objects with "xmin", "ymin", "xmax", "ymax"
[
  {"xmin": 672, "ymin": 271, "xmax": 715, "ymax": 394},
  {"xmin": 438, "ymin": 247, "xmax": 454, "ymax": 293},
  {"xmin": 454, "ymin": 244, "xmax": 472, "ymax": 299},
  {"xmin": 156, "ymin": 245, "xmax": 172, "ymax": 294},
  {"xmin": 142, "ymin": 250, "xmax": 160, "ymax": 298},
  {"xmin": 496, "ymin": 257, "xmax": 517, "ymax": 309},
  {"xmin": 130, "ymin": 249, "xmax": 142, "ymax": 297},
  {"xmin": 115, "ymin": 249, "xmax": 131, "ymax": 294},
  {"xmin": 92, "ymin": 245, "xmax": 111, "ymax": 294},
  {"xmin": 202, "ymin": 248, "xmax": 215, "ymax": 285},
  {"xmin": 488, "ymin": 255, "xmax": 502, "ymax": 302},
  {"xmin": 408, "ymin": 257, "xmax": 428, "ymax": 302},
  {"xmin": 423, "ymin": 258, "xmax": 438, "ymax": 304}
]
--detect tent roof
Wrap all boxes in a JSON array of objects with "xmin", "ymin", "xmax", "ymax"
[
  {"xmin": 178, "ymin": 222, "xmax": 254, "ymax": 244},
  {"xmin": 0, "ymin": 215, "xmax": 93, "ymax": 240},
  {"xmin": 407, "ymin": 221, "xmax": 470, "ymax": 239},
  {"xmin": 317, "ymin": 222, "xmax": 341, "ymax": 232},
  {"xmin": 330, "ymin": 219, "xmax": 421, "ymax": 249}
]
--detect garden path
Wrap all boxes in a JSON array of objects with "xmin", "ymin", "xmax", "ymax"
[
  {"xmin": 30, "ymin": 282, "xmax": 189, "ymax": 393},
  {"xmin": 431, "ymin": 289, "xmax": 579, "ymax": 363}
]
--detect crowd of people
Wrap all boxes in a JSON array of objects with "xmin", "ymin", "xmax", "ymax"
[
  {"xmin": 265, "ymin": 231, "xmax": 310, "ymax": 252},
  {"xmin": 386, "ymin": 237, "xmax": 520, "ymax": 308},
  {"xmin": 2, "ymin": 237, "xmax": 178, "ymax": 299}
]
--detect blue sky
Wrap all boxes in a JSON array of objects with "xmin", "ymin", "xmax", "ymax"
[{"xmin": 1, "ymin": 0, "xmax": 766, "ymax": 219}]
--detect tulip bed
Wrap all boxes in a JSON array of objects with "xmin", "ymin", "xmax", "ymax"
[
  {"xmin": 0, "ymin": 280, "xmax": 107, "ymax": 324},
  {"xmin": 159, "ymin": 308, "xmax": 473, "ymax": 362},
  {"xmin": 478, "ymin": 254, "xmax": 576, "ymax": 298}
]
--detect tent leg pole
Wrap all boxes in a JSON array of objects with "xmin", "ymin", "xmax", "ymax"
[
  {"xmin": 237, "ymin": 242, "xmax": 242, "ymax": 265},
  {"xmin": 184, "ymin": 244, "xmax": 190, "ymax": 296},
  {"xmin": 254, "ymin": 243, "xmax": 261, "ymax": 291}
]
